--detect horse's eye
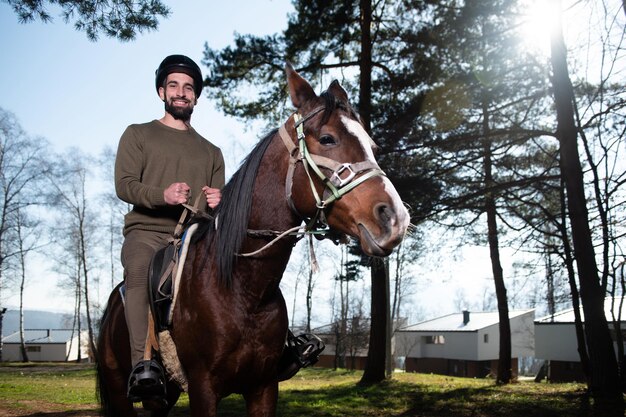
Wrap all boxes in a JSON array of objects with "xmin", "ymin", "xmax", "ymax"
[{"xmin": 319, "ymin": 135, "xmax": 336, "ymax": 146}]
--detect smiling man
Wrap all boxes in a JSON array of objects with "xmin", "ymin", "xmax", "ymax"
[{"xmin": 114, "ymin": 54, "xmax": 225, "ymax": 405}]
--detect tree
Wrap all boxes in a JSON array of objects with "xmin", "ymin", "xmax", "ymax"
[
  {"xmin": 98, "ymin": 147, "xmax": 127, "ymax": 292},
  {"xmin": 13, "ymin": 207, "xmax": 45, "ymax": 362},
  {"xmin": 549, "ymin": 0, "xmax": 622, "ymax": 404},
  {"xmin": 47, "ymin": 150, "xmax": 100, "ymax": 358},
  {"xmin": 414, "ymin": 0, "xmax": 555, "ymax": 384},
  {"xmin": 0, "ymin": 108, "xmax": 52, "ymax": 361},
  {"xmin": 3, "ymin": 0, "xmax": 170, "ymax": 41},
  {"xmin": 331, "ymin": 243, "xmax": 363, "ymax": 369}
]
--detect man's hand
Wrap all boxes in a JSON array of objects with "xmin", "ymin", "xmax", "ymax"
[
  {"xmin": 164, "ymin": 182, "xmax": 190, "ymax": 205},
  {"xmin": 202, "ymin": 186, "xmax": 222, "ymax": 209}
]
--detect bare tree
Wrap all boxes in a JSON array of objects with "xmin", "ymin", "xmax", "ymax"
[
  {"xmin": 0, "ymin": 108, "xmax": 52, "ymax": 360},
  {"xmin": 97, "ymin": 147, "xmax": 127, "ymax": 292},
  {"xmin": 47, "ymin": 149, "xmax": 100, "ymax": 359},
  {"xmin": 14, "ymin": 207, "xmax": 44, "ymax": 362}
]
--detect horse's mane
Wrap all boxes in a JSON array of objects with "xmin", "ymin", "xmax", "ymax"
[
  {"xmin": 196, "ymin": 87, "xmax": 359, "ymax": 288},
  {"xmin": 197, "ymin": 129, "xmax": 277, "ymax": 287}
]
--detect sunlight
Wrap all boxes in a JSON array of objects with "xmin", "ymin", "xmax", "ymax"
[{"xmin": 519, "ymin": 0, "xmax": 561, "ymax": 55}]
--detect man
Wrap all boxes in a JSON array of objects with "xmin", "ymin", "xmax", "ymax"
[{"xmin": 114, "ymin": 54, "xmax": 224, "ymax": 403}]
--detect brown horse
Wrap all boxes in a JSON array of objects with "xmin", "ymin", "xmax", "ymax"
[{"xmin": 96, "ymin": 64, "xmax": 409, "ymax": 417}]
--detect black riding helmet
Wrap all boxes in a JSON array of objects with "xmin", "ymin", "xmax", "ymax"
[{"xmin": 155, "ymin": 54, "xmax": 203, "ymax": 98}]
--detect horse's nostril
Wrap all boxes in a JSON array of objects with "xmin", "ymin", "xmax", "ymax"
[{"xmin": 374, "ymin": 203, "xmax": 394, "ymax": 228}]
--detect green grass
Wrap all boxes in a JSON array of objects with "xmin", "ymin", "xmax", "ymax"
[{"xmin": 0, "ymin": 363, "xmax": 620, "ymax": 416}]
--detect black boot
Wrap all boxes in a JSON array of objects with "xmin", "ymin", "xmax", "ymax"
[{"xmin": 127, "ymin": 359, "xmax": 168, "ymax": 409}]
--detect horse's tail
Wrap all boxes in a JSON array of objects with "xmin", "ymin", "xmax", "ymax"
[{"xmin": 95, "ymin": 284, "xmax": 127, "ymax": 417}]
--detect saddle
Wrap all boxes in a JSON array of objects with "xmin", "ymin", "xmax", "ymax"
[{"xmin": 147, "ymin": 225, "xmax": 196, "ymax": 332}]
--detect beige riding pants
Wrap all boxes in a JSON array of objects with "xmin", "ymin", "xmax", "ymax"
[{"xmin": 121, "ymin": 229, "xmax": 171, "ymax": 366}]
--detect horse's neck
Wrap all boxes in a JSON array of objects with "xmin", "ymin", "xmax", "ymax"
[{"xmin": 234, "ymin": 134, "xmax": 301, "ymax": 302}]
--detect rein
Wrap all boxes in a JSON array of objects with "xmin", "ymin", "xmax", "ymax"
[{"xmin": 239, "ymin": 106, "xmax": 386, "ymax": 257}]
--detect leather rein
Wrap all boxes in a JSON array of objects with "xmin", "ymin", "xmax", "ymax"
[{"xmin": 239, "ymin": 106, "xmax": 386, "ymax": 257}]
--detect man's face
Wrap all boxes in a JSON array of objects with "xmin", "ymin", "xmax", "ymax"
[{"xmin": 159, "ymin": 72, "xmax": 196, "ymax": 121}]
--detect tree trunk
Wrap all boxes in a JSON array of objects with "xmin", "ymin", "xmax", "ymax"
[
  {"xmin": 558, "ymin": 177, "xmax": 590, "ymax": 384},
  {"xmin": 17, "ymin": 211, "xmax": 29, "ymax": 362},
  {"xmin": 358, "ymin": 0, "xmax": 390, "ymax": 385},
  {"xmin": 549, "ymin": 0, "xmax": 622, "ymax": 404},
  {"xmin": 481, "ymin": 90, "xmax": 512, "ymax": 384},
  {"xmin": 19, "ymin": 254, "xmax": 29, "ymax": 362},
  {"xmin": 80, "ymin": 213, "xmax": 97, "ymax": 359},
  {"xmin": 358, "ymin": 0, "xmax": 372, "ymax": 133},
  {"xmin": 0, "ymin": 307, "xmax": 6, "ymax": 362},
  {"xmin": 487, "ymin": 201, "xmax": 512, "ymax": 384},
  {"xmin": 360, "ymin": 257, "xmax": 389, "ymax": 385}
]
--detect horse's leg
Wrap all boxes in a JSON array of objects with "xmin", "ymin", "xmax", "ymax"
[
  {"xmin": 243, "ymin": 382, "xmax": 278, "ymax": 417},
  {"xmin": 186, "ymin": 374, "xmax": 219, "ymax": 417},
  {"xmin": 97, "ymin": 290, "xmax": 137, "ymax": 417}
]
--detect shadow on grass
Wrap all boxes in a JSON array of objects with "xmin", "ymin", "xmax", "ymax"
[
  {"xmin": 161, "ymin": 379, "xmax": 602, "ymax": 417},
  {"xmin": 14, "ymin": 410, "xmax": 99, "ymax": 417}
]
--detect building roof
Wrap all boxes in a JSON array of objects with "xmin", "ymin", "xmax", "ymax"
[
  {"xmin": 535, "ymin": 298, "xmax": 626, "ymax": 324},
  {"xmin": 2, "ymin": 329, "xmax": 79, "ymax": 344},
  {"xmin": 399, "ymin": 309, "xmax": 535, "ymax": 332}
]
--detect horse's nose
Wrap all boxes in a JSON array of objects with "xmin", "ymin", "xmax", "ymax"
[
  {"xmin": 373, "ymin": 202, "xmax": 396, "ymax": 234},
  {"xmin": 372, "ymin": 201, "xmax": 409, "ymax": 246}
]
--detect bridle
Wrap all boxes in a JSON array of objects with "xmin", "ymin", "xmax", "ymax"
[
  {"xmin": 278, "ymin": 106, "xmax": 386, "ymax": 229},
  {"xmin": 240, "ymin": 105, "xmax": 386, "ymax": 257}
]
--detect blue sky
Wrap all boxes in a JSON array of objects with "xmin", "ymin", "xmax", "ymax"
[{"xmin": 0, "ymin": 0, "xmax": 293, "ymax": 173}]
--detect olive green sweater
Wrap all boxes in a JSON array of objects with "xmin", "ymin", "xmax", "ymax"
[{"xmin": 114, "ymin": 120, "xmax": 225, "ymax": 236}]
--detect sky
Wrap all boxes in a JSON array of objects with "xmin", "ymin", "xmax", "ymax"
[
  {"xmin": 0, "ymin": 0, "xmax": 586, "ymax": 326},
  {"xmin": 0, "ymin": 1, "xmax": 294, "ymax": 170}
]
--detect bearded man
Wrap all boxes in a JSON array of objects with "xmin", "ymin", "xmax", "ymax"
[{"xmin": 114, "ymin": 54, "xmax": 225, "ymax": 403}]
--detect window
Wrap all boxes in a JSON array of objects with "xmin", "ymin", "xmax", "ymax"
[
  {"xmin": 484, "ymin": 334, "xmax": 489, "ymax": 343},
  {"xmin": 424, "ymin": 335, "xmax": 445, "ymax": 344},
  {"xmin": 26, "ymin": 346, "xmax": 41, "ymax": 352}
]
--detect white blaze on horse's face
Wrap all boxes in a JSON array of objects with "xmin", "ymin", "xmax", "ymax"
[
  {"xmin": 340, "ymin": 115, "xmax": 377, "ymax": 161},
  {"xmin": 339, "ymin": 115, "xmax": 410, "ymax": 255}
]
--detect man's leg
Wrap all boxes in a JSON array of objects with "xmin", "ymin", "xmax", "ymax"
[{"xmin": 121, "ymin": 229, "xmax": 170, "ymax": 400}]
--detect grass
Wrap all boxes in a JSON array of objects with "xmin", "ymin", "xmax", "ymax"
[{"xmin": 0, "ymin": 363, "xmax": 620, "ymax": 416}]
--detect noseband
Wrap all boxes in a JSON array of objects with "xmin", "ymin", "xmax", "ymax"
[{"xmin": 278, "ymin": 106, "xmax": 386, "ymax": 231}]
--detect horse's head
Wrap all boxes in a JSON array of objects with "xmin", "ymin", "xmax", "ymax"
[{"xmin": 282, "ymin": 64, "xmax": 410, "ymax": 256}]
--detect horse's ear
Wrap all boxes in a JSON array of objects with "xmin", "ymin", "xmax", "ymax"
[
  {"xmin": 285, "ymin": 62, "xmax": 317, "ymax": 109},
  {"xmin": 327, "ymin": 80, "xmax": 349, "ymax": 104}
]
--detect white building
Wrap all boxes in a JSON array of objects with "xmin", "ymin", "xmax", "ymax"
[
  {"xmin": 2, "ymin": 329, "xmax": 89, "ymax": 362},
  {"xmin": 395, "ymin": 309, "xmax": 535, "ymax": 378},
  {"xmin": 535, "ymin": 298, "xmax": 626, "ymax": 381}
]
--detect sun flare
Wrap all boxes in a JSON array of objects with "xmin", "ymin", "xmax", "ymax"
[{"xmin": 519, "ymin": 0, "xmax": 561, "ymax": 54}]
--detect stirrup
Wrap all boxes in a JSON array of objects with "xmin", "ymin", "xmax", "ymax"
[
  {"xmin": 127, "ymin": 359, "xmax": 167, "ymax": 407},
  {"xmin": 277, "ymin": 332, "xmax": 325, "ymax": 381},
  {"xmin": 290, "ymin": 332, "xmax": 325, "ymax": 367}
]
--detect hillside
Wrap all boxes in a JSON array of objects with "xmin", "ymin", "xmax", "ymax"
[{"xmin": 1, "ymin": 309, "xmax": 72, "ymax": 336}]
